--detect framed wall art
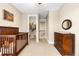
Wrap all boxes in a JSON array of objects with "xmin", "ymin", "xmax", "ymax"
[{"xmin": 3, "ymin": 9, "xmax": 14, "ymax": 22}]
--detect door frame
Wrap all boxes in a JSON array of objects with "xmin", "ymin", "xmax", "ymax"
[{"xmin": 28, "ymin": 14, "xmax": 39, "ymax": 43}]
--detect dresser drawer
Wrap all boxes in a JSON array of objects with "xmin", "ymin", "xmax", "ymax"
[{"xmin": 54, "ymin": 32, "xmax": 75, "ymax": 56}]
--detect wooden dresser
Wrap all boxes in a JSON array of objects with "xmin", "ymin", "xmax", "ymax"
[{"xmin": 54, "ymin": 32, "xmax": 75, "ymax": 56}]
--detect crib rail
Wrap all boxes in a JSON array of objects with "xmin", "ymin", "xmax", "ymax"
[
  {"xmin": 16, "ymin": 32, "xmax": 28, "ymax": 40},
  {"xmin": 0, "ymin": 35, "xmax": 16, "ymax": 56}
]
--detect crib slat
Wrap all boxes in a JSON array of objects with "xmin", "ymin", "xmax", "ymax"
[
  {"xmin": 1, "ymin": 37, "xmax": 2, "ymax": 55},
  {"xmin": 5, "ymin": 37, "xmax": 8, "ymax": 54},
  {"xmin": 13, "ymin": 37, "xmax": 15, "ymax": 54},
  {"xmin": 5, "ymin": 37, "xmax": 6, "ymax": 55},
  {"xmin": 5, "ymin": 37, "xmax": 7, "ymax": 54},
  {"xmin": 7, "ymin": 37, "xmax": 9, "ymax": 55},
  {"xmin": 8, "ymin": 37, "xmax": 9, "ymax": 55},
  {"xmin": 0, "ymin": 37, "xmax": 1, "ymax": 52},
  {"xmin": 6, "ymin": 37, "xmax": 8, "ymax": 54},
  {"xmin": 9, "ymin": 37, "xmax": 10, "ymax": 54},
  {"xmin": 11, "ymin": 38, "xmax": 12, "ymax": 54},
  {"xmin": 6, "ymin": 37, "xmax": 8, "ymax": 55},
  {"xmin": 4, "ymin": 37, "xmax": 5, "ymax": 55},
  {"xmin": 3, "ymin": 37, "xmax": 6, "ymax": 54},
  {"xmin": 3, "ymin": 38, "xmax": 4, "ymax": 55},
  {"xmin": 0, "ymin": 36, "xmax": 3, "ymax": 55},
  {"xmin": 3, "ymin": 37, "xmax": 4, "ymax": 55},
  {"xmin": 10, "ymin": 37, "xmax": 11, "ymax": 54}
]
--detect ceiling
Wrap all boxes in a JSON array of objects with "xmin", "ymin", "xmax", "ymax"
[{"xmin": 11, "ymin": 3, "xmax": 63, "ymax": 14}]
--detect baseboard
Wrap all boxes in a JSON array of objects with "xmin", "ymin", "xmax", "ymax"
[{"xmin": 48, "ymin": 41, "xmax": 54, "ymax": 44}]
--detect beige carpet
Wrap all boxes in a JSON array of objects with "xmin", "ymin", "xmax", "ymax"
[{"xmin": 19, "ymin": 39, "xmax": 61, "ymax": 56}]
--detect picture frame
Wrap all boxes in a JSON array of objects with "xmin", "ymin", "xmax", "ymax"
[{"xmin": 3, "ymin": 9, "xmax": 14, "ymax": 22}]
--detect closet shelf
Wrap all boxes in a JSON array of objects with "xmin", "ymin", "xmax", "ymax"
[{"xmin": 39, "ymin": 29, "xmax": 48, "ymax": 30}]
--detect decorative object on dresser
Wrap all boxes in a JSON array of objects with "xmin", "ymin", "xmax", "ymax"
[
  {"xmin": 0, "ymin": 26, "xmax": 28, "ymax": 56},
  {"xmin": 54, "ymin": 32, "xmax": 75, "ymax": 56}
]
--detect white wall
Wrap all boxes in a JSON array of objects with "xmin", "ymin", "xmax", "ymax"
[
  {"xmin": 58, "ymin": 3, "xmax": 79, "ymax": 56},
  {"xmin": 0, "ymin": 3, "xmax": 22, "ymax": 31},
  {"xmin": 48, "ymin": 10, "xmax": 59, "ymax": 44},
  {"xmin": 20, "ymin": 14, "xmax": 28, "ymax": 32}
]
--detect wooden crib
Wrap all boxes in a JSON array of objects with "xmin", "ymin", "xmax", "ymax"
[{"xmin": 0, "ymin": 26, "xmax": 28, "ymax": 56}]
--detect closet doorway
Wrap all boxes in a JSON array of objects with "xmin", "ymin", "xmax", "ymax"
[
  {"xmin": 38, "ymin": 12, "xmax": 48, "ymax": 43},
  {"xmin": 28, "ymin": 15, "xmax": 39, "ymax": 43}
]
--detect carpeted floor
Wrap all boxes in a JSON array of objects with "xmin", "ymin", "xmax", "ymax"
[{"xmin": 19, "ymin": 39, "xmax": 61, "ymax": 56}]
